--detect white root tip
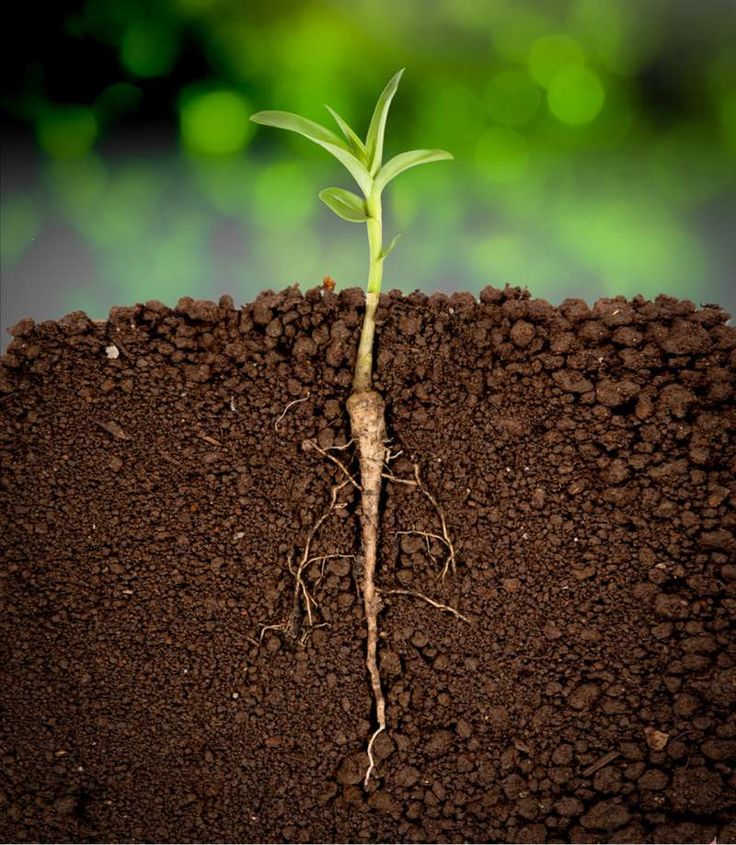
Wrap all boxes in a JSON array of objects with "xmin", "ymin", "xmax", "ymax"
[{"xmin": 364, "ymin": 724, "xmax": 385, "ymax": 787}]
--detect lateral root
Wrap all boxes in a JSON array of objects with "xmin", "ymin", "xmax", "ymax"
[
  {"xmin": 382, "ymin": 588, "xmax": 470, "ymax": 623},
  {"xmin": 258, "ymin": 479, "xmax": 351, "ymax": 644}
]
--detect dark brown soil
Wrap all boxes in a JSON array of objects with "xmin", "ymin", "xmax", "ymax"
[{"xmin": 1, "ymin": 286, "xmax": 735, "ymax": 844}]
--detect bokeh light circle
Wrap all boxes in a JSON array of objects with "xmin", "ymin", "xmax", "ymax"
[
  {"xmin": 180, "ymin": 90, "xmax": 252, "ymax": 156},
  {"xmin": 120, "ymin": 21, "xmax": 179, "ymax": 78},
  {"xmin": 529, "ymin": 34, "xmax": 584, "ymax": 87},
  {"xmin": 37, "ymin": 107, "xmax": 98, "ymax": 159},
  {"xmin": 547, "ymin": 67, "xmax": 605, "ymax": 125}
]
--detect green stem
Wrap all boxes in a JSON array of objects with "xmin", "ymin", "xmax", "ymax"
[{"xmin": 352, "ymin": 191, "xmax": 383, "ymax": 393}]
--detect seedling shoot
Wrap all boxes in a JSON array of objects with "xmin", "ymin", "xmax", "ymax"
[
  {"xmin": 250, "ymin": 69, "xmax": 453, "ymax": 391},
  {"xmin": 250, "ymin": 70, "xmax": 454, "ymax": 786}
]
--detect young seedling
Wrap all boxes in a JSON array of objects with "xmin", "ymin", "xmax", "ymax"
[
  {"xmin": 251, "ymin": 70, "xmax": 453, "ymax": 785},
  {"xmin": 251, "ymin": 69, "xmax": 452, "ymax": 393}
]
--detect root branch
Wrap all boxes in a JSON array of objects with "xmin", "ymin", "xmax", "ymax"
[
  {"xmin": 287, "ymin": 479, "xmax": 349, "ymax": 637},
  {"xmin": 274, "ymin": 393, "xmax": 310, "ymax": 431},
  {"xmin": 305, "ymin": 440, "xmax": 361, "ymax": 490},
  {"xmin": 413, "ymin": 464, "xmax": 457, "ymax": 579},
  {"xmin": 383, "ymin": 588, "xmax": 470, "ymax": 623},
  {"xmin": 384, "ymin": 463, "xmax": 458, "ymax": 579},
  {"xmin": 259, "ymin": 480, "xmax": 350, "ymax": 644},
  {"xmin": 364, "ymin": 724, "xmax": 385, "ymax": 788}
]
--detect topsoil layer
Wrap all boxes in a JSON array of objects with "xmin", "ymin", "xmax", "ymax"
[{"xmin": 1, "ymin": 285, "xmax": 735, "ymax": 844}]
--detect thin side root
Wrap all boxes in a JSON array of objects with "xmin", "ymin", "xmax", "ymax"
[
  {"xmin": 381, "ymin": 471, "xmax": 417, "ymax": 487},
  {"xmin": 259, "ymin": 478, "xmax": 350, "ymax": 644},
  {"xmin": 413, "ymin": 464, "xmax": 457, "ymax": 579},
  {"xmin": 299, "ymin": 621, "xmax": 330, "ymax": 647},
  {"xmin": 382, "ymin": 463, "xmax": 458, "ymax": 579},
  {"xmin": 288, "ymin": 479, "xmax": 349, "ymax": 636},
  {"xmin": 274, "ymin": 393, "xmax": 310, "ymax": 431},
  {"xmin": 307, "ymin": 553, "xmax": 356, "ymax": 588},
  {"xmin": 364, "ymin": 724, "xmax": 385, "ymax": 787},
  {"xmin": 306, "ymin": 440, "xmax": 361, "ymax": 490},
  {"xmin": 258, "ymin": 623, "xmax": 284, "ymax": 642},
  {"xmin": 383, "ymin": 588, "xmax": 470, "ymax": 623}
]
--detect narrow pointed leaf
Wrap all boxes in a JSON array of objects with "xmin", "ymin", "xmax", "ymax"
[
  {"xmin": 319, "ymin": 187, "xmax": 369, "ymax": 223},
  {"xmin": 365, "ymin": 68, "xmax": 405, "ymax": 175},
  {"xmin": 380, "ymin": 233, "xmax": 402, "ymax": 259},
  {"xmin": 374, "ymin": 148, "xmax": 453, "ymax": 193},
  {"xmin": 250, "ymin": 109, "xmax": 344, "ymax": 146},
  {"xmin": 250, "ymin": 110, "xmax": 372, "ymax": 195},
  {"xmin": 325, "ymin": 105, "xmax": 368, "ymax": 163}
]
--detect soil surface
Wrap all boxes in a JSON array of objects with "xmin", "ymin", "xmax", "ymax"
[{"xmin": 1, "ymin": 285, "xmax": 735, "ymax": 844}]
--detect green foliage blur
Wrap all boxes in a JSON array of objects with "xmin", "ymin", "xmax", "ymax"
[{"xmin": 2, "ymin": 0, "xmax": 736, "ymax": 317}]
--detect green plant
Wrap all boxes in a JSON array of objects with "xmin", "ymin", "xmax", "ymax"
[
  {"xmin": 250, "ymin": 68, "xmax": 452, "ymax": 392},
  {"xmin": 250, "ymin": 70, "xmax": 456, "ymax": 787}
]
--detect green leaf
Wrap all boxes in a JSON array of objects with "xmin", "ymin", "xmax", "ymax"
[
  {"xmin": 374, "ymin": 148, "xmax": 453, "ymax": 193},
  {"xmin": 365, "ymin": 68, "xmax": 405, "ymax": 175},
  {"xmin": 380, "ymin": 233, "xmax": 402, "ymax": 259},
  {"xmin": 250, "ymin": 109, "xmax": 344, "ymax": 146},
  {"xmin": 325, "ymin": 105, "xmax": 367, "ymax": 163},
  {"xmin": 250, "ymin": 110, "xmax": 372, "ymax": 196},
  {"xmin": 319, "ymin": 187, "xmax": 369, "ymax": 222}
]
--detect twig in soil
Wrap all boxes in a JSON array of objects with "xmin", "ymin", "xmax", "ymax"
[
  {"xmin": 274, "ymin": 392, "xmax": 310, "ymax": 432},
  {"xmin": 159, "ymin": 450, "xmax": 183, "ymax": 468},
  {"xmin": 582, "ymin": 750, "xmax": 621, "ymax": 777},
  {"xmin": 96, "ymin": 419, "xmax": 130, "ymax": 440},
  {"xmin": 382, "ymin": 588, "xmax": 470, "ymax": 622},
  {"xmin": 198, "ymin": 433, "xmax": 222, "ymax": 447}
]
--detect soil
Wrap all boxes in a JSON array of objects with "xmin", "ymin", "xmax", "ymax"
[{"xmin": 1, "ymin": 285, "xmax": 735, "ymax": 844}]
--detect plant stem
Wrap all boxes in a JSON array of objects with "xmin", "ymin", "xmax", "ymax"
[
  {"xmin": 348, "ymin": 189, "xmax": 388, "ymax": 785},
  {"xmin": 366, "ymin": 192, "xmax": 383, "ymax": 296},
  {"xmin": 352, "ymin": 191, "xmax": 383, "ymax": 394}
]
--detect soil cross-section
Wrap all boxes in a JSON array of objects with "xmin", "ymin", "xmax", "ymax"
[{"xmin": 1, "ymin": 286, "xmax": 735, "ymax": 843}]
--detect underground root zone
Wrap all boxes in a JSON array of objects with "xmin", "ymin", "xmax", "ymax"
[{"xmin": 1, "ymin": 285, "xmax": 735, "ymax": 844}]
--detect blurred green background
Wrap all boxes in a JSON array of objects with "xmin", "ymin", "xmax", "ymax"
[{"xmin": 2, "ymin": 0, "xmax": 735, "ymax": 339}]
